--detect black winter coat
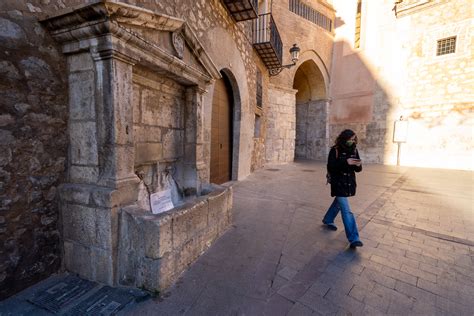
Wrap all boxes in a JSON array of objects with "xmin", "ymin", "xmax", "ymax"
[{"xmin": 327, "ymin": 146, "xmax": 362, "ymax": 197}]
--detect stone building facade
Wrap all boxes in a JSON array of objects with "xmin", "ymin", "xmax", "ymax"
[
  {"xmin": 1, "ymin": 0, "xmax": 470, "ymax": 300},
  {"xmin": 0, "ymin": 0, "xmax": 335, "ymax": 298},
  {"xmin": 330, "ymin": 0, "xmax": 473, "ymax": 169}
]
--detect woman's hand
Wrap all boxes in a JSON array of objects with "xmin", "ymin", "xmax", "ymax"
[{"xmin": 347, "ymin": 158, "xmax": 362, "ymax": 166}]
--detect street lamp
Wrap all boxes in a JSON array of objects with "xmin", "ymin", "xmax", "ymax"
[{"xmin": 269, "ymin": 44, "xmax": 301, "ymax": 76}]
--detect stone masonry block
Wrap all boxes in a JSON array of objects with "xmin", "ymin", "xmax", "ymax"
[
  {"xmin": 63, "ymin": 240, "xmax": 93, "ymax": 280},
  {"xmin": 59, "ymin": 184, "xmax": 91, "ymax": 204},
  {"xmin": 69, "ymin": 121, "xmax": 98, "ymax": 165},
  {"xmin": 118, "ymin": 207, "xmax": 145, "ymax": 287},
  {"xmin": 135, "ymin": 142, "xmax": 162, "ymax": 164},
  {"xmin": 95, "ymin": 207, "xmax": 114, "ymax": 250},
  {"xmin": 140, "ymin": 255, "xmax": 175, "ymax": 291},
  {"xmin": 162, "ymin": 129, "xmax": 184, "ymax": 159},
  {"xmin": 114, "ymin": 144, "xmax": 136, "ymax": 181},
  {"xmin": 69, "ymin": 165, "xmax": 99, "ymax": 184},
  {"xmin": 133, "ymin": 125, "xmax": 162, "ymax": 143},
  {"xmin": 62, "ymin": 203, "xmax": 97, "ymax": 247},
  {"xmin": 68, "ymin": 52, "xmax": 94, "ymax": 72},
  {"xmin": 91, "ymin": 187, "xmax": 116, "ymax": 208},
  {"xmin": 225, "ymin": 186, "xmax": 233, "ymax": 224},
  {"xmin": 69, "ymin": 71, "xmax": 95, "ymax": 121},
  {"xmin": 208, "ymin": 188, "xmax": 228, "ymax": 228},
  {"xmin": 175, "ymin": 236, "xmax": 205, "ymax": 274},
  {"xmin": 143, "ymin": 214, "xmax": 173, "ymax": 259},
  {"xmin": 171, "ymin": 198, "xmax": 209, "ymax": 250},
  {"xmin": 91, "ymin": 247, "xmax": 113, "ymax": 285},
  {"xmin": 62, "ymin": 203, "xmax": 114, "ymax": 250}
]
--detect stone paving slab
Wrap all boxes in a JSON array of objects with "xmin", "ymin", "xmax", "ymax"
[
  {"xmin": 1, "ymin": 161, "xmax": 473, "ymax": 315},
  {"xmin": 119, "ymin": 161, "xmax": 473, "ymax": 315}
]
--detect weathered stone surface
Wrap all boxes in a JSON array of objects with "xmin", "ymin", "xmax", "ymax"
[
  {"xmin": 143, "ymin": 215, "xmax": 173, "ymax": 259},
  {"xmin": 135, "ymin": 143, "xmax": 163, "ymax": 164},
  {"xmin": 69, "ymin": 121, "xmax": 98, "ymax": 165},
  {"xmin": 59, "ymin": 184, "xmax": 91, "ymax": 205},
  {"xmin": 0, "ymin": 17, "xmax": 26, "ymax": 42},
  {"xmin": 63, "ymin": 241, "xmax": 93, "ymax": 280},
  {"xmin": 68, "ymin": 71, "xmax": 95, "ymax": 121},
  {"xmin": 118, "ymin": 185, "xmax": 232, "ymax": 293},
  {"xmin": 0, "ymin": 8, "xmax": 67, "ymax": 299},
  {"xmin": 0, "ymin": 61, "xmax": 21, "ymax": 80},
  {"xmin": 69, "ymin": 165, "xmax": 99, "ymax": 184},
  {"xmin": 62, "ymin": 204, "xmax": 98, "ymax": 247}
]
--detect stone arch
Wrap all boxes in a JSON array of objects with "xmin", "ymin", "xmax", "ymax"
[
  {"xmin": 295, "ymin": 49, "xmax": 330, "ymax": 97},
  {"xmin": 293, "ymin": 55, "xmax": 329, "ymax": 160}
]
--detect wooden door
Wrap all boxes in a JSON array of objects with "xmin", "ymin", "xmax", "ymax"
[{"xmin": 210, "ymin": 78, "xmax": 232, "ymax": 184}]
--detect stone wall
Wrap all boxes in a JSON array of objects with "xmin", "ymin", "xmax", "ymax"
[
  {"xmin": 0, "ymin": 5, "xmax": 68, "ymax": 299},
  {"xmin": 395, "ymin": 0, "xmax": 473, "ymax": 169},
  {"xmin": 295, "ymin": 100, "xmax": 328, "ymax": 160},
  {"xmin": 266, "ymin": 0, "xmax": 335, "ymax": 164},
  {"xmin": 330, "ymin": 0, "xmax": 473, "ymax": 169},
  {"xmin": 133, "ymin": 68, "xmax": 186, "ymax": 209},
  {"xmin": 266, "ymin": 85, "xmax": 298, "ymax": 163},
  {"xmin": 0, "ymin": 0, "xmax": 261, "ymax": 298}
]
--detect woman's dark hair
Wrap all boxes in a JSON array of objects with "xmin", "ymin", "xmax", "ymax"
[{"xmin": 335, "ymin": 129, "xmax": 358, "ymax": 147}]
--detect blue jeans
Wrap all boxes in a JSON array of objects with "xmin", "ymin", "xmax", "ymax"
[{"xmin": 323, "ymin": 197, "xmax": 360, "ymax": 243}]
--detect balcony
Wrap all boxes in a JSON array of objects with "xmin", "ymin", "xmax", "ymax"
[
  {"xmin": 253, "ymin": 13, "xmax": 283, "ymax": 70},
  {"xmin": 222, "ymin": 0, "xmax": 258, "ymax": 21}
]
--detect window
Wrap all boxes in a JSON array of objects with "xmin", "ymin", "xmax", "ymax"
[
  {"xmin": 254, "ymin": 114, "xmax": 261, "ymax": 138},
  {"xmin": 289, "ymin": 0, "xmax": 333, "ymax": 32},
  {"xmin": 436, "ymin": 36, "xmax": 456, "ymax": 56},
  {"xmin": 256, "ymin": 68, "xmax": 262, "ymax": 108},
  {"xmin": 354, "ymin": 0, "xmax": 362, "ymax": 49}
]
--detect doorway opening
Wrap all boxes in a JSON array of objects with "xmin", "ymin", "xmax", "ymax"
[
  {"xmin": 210, "ymin": 72, "xmax": 234, "ymax": 184},
  {"xmin": 293, "ymin": 59, "xmax": 327, "ymax": 160}
]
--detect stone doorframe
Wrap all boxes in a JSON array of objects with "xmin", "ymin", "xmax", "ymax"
[{"xmin": 41, "ymin": 1, "xmax": 221, "ymax": 285}]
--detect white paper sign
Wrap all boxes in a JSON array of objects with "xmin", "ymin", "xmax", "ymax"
[
  {"xmin": 150, "ymin": 189, "xmax": 174, "ymax": 214},
  {"xmin": 393, "ymin": 120, "xmax": 408, "ymax": 143}
]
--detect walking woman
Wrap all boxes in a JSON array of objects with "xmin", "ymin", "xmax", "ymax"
[{"xmin": 322, "ymin": 129, "xmax": 364, "ymax": 248}]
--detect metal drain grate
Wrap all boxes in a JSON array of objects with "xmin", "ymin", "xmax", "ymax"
[
  {"xmin": 65, "ymin": 286, "xmax": 149, "ymax": 316},
  {"xmin": 28, "ymin": 275, "xmax": 149, "ymax": 315},
  {"xmin": 28, "ymin": 275, "xmax": 96, "ymax": 314},
  {"xmin": 266, "ymin": 168, "xmax": 280, "ymax": 171},
  {"xmin": 302, "ymin": 169, "xmax": 316, "ymax": 172}
]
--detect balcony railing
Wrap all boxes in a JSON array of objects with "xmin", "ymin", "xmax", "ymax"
[
  {"xmin": 252, "ymin": 13, "xmax": 283, "ymax": 70},
  {"xmin": 222, "ymin": 0, "xmax": 258, "ymax": 21}
]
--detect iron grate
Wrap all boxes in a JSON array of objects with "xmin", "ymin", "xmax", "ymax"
[{"xmin": 28, "ymin": 275, "xmax": 96, "ymax": 314}]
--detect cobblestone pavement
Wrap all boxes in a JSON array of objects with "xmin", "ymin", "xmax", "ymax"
[{"xmin": 122, "ymin": 161, "xmax": 474, "ymax": 315}]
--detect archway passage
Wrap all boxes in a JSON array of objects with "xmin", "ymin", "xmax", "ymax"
[
  {"xmin": 293, "ymin": 60, "xmax": 328, "ymax": 160},
  {"xmin": 210, "ymin": 75, "xmax": 233, "ymax": 184}
]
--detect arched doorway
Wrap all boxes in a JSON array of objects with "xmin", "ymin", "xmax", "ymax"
[
  {"xmin": 293, "ymin": 60, "xmax": 327, "ymax": 160},
  {"xmin": 210, "ymin": 73, "xmax": 234, "ymax": 184}
]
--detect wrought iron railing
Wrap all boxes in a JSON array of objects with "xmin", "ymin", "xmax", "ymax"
[
  {"xmin": 252, "ymin": 13, "xmax": 283, "ymax": 69},
  {"xmin": 289, "ymin": 0, "xmax": 333, "ymax": 32},
  {"xmin": 222, "ymin": 0, "xmax": 258, "ymax": 21}
]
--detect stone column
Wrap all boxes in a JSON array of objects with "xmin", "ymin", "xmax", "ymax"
[
  {"xmin": 183, "ymin": 86, "xmax": 207, "ymax": 195},
  {"xmin": 60, "ymin": 48, "xmax": 140, "ymax": 285}
]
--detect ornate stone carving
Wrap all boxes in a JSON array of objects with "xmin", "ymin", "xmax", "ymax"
[{"xmin": 172, "ymin": 31, "xmax": 185, "ymax": 59}]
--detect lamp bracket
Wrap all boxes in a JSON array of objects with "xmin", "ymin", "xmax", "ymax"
[{"xmin": 268, "ymin": 62, "xmax": 296, "ymax": 76}]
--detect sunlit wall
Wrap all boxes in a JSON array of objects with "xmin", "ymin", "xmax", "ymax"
[{"xmin": 330, "ymin": 0, "xmax": 473, "ymax": 170}]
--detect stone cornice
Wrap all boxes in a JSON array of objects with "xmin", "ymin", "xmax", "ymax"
[
  {"xmin": 40, "ymin": 0, "xmax": 184, "ymax": 33},
  {"xmin": 40, "ymin": 0, "xmax": 220, "ymax": 85}
]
